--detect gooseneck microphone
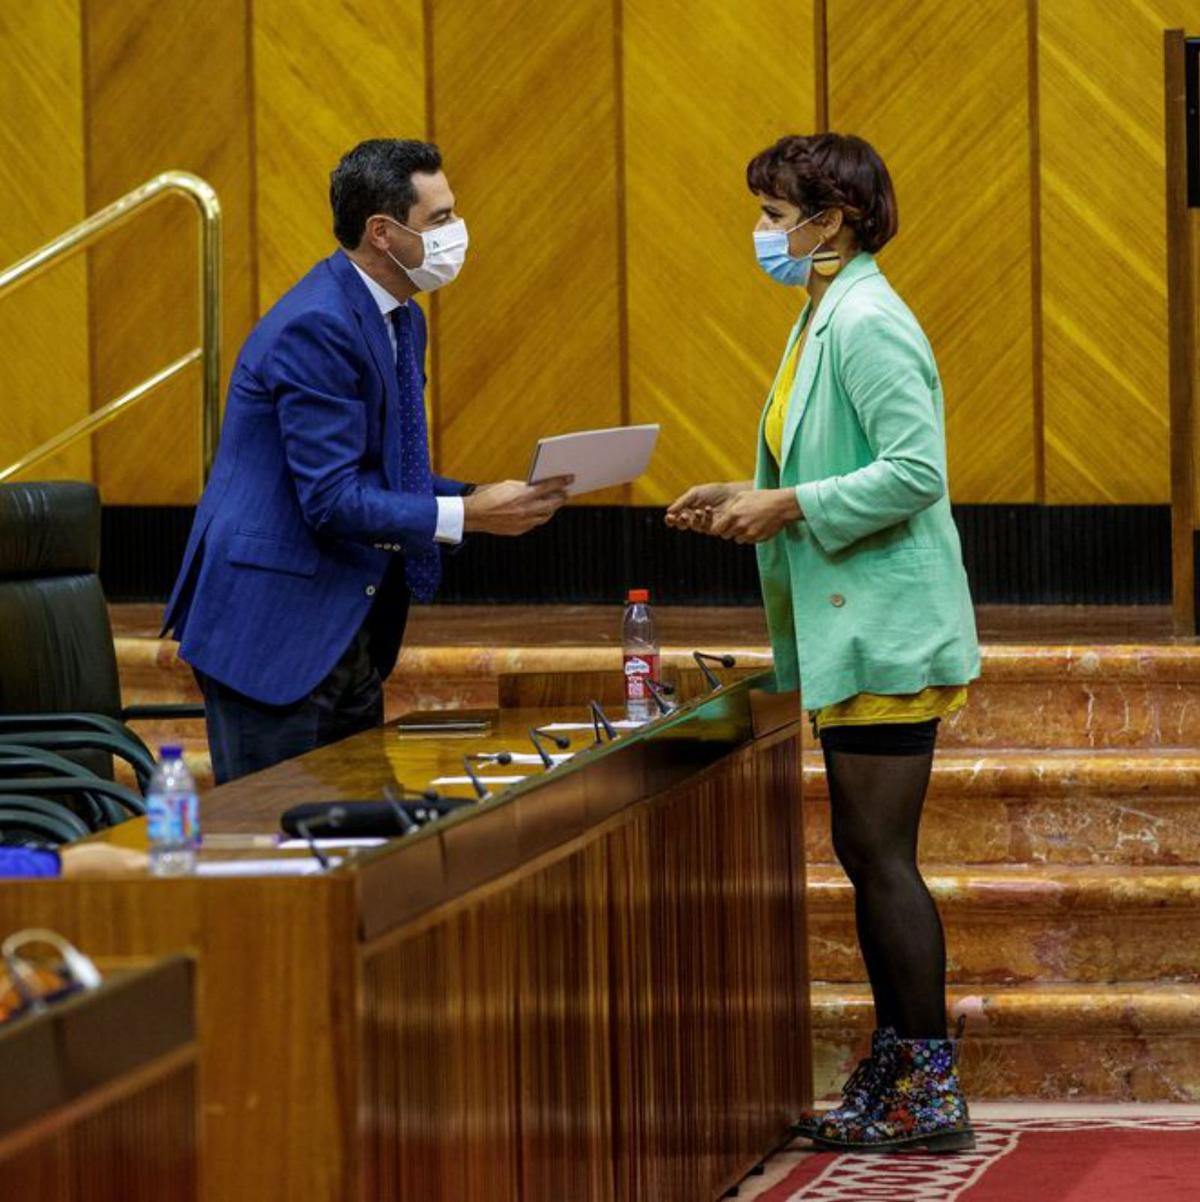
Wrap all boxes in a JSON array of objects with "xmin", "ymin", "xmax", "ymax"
[
  {"xmin": 644, "ymin": 677, "xmax": 677, "ymax": 715},
  {"xmin": 462, "ymin": 751, "xmax": 514, "ymax": 800},
  {"xmin": 294, "ymin": 805, "xmax": 345, "ymax": 871},
  {"xmin": 693, "ymin": 650, "xmax": 738, "ymax": 691},
  {"xmin": 528, "ymin": 727, "xmax": 572, "ymax": 768},
  {"xmin": 589, "ymin": 701, "xmax": 617, "ymax": 745},
  {"xmin": 281, "ymin": 793, "xmax": 465, "ymax": 839}
]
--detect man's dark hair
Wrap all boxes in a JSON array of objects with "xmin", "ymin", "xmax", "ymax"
[
  {"xmin": 329, "ymin": 139, "xmax": 442, "ymax": 249},
  {"xmin": 746, "ymin": 133, "xmax": 898, "ymax": 253}
]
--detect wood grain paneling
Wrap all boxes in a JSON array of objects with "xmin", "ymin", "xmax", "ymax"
[
  {"xmin": 625, "ymin": 1, "xmax": 817, "ymax": 505},
  {"xmin": 0, "ymin": 1, "xmax": 90, "ymax": 483},
  {"xmin": 253, "ymin": 0, "xmax": 426, "ymax": 312},
  {"xmin": 84, "ymin": 0, "xmax": 256, "ymax": 504},
  {"xmin": 429, "ymin": 1, "xmax": 624, "ymax": 495},
  {"xmin": 827, "ymin": 0, "xmax": 1036, "ymax": 503},
  {"xmin": 359, "ymin": 729, "xmax": 806, "ymax": 1202},
  {"xmin": 1040, "ymin": 1, "xmax": 1194, "ymax": 503}
]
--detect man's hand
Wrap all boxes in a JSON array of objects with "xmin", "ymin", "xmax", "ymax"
[
  {"xmin": 59, "ymin": 844, "xmax": 148, "ymax": 878},
  {"xmin": 708, "ymin": 488, "xmax": 802, "ymax": 544},
  {"xmin": 665, "ymin": 481, "xmax": 753, "ymax": 533},
  {"xmin": 463, "ymin": 477, "xmax": 572, "ymax": 536}
]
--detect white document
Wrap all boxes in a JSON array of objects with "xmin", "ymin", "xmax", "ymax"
[
  {"xmin": 539, "ymin": 720, "xmax": 642, "ymax": 733},
  {"xmin": 430, "ymin": 775, "xmax": 529, "ymax": 787},
  {"xmin": 527, "ymin": 424, "xmax": 659, "ymax": 497},
  {"xmin": 276, "ymin": 838, "xmax": 388, "ymax": 851},
  {"xmin": 195, "ymin": 857, "xmax": 343, "ymax": 877}
]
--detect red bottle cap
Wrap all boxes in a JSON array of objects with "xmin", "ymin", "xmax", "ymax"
[{"xmin": 627, "ymin": 588, "xmax": 649, "ymax": 603}]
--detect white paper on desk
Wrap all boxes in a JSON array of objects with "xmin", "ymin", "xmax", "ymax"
[
  {"xmin": 195, "ymin": 857, "xmax": 343, "ymax": 877},
  {"xmin": 276, "ymin": 838, "xmax": 388, "ymax": 851},
  {"xmin": 539, "ymin": 720, "xmax": 642, "ymax": 733},
  {"xmin": 430, "ymin": 775, "xmax": 529, "ymax": 787},
  {"xmin": 527, "ymin": 425, "xmax": 659, "ymax": 496}
]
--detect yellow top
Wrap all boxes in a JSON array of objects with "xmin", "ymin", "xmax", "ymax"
[
  {"xmin": 813, "ymin": 686, "xmax": 969, "ymax": 731},
  {"xmin": 764, "ymin": 326, "xmax": 806, "ymax": 465}
]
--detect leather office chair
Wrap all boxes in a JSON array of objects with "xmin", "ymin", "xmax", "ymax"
[{"xmin": 0, "ymin": 481, "xmax": 202, "ymax": 793}]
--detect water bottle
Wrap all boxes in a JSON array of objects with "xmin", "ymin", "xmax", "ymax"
[
  {"xmin": 146, "ymin": 744, "xmax": 200, "ymax": 876},
  {"xmin": 623, "ymin": 588, "xmax": 660, "ymax": 724}
]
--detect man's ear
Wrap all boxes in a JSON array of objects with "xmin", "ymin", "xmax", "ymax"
[{"xmin": 363, "ymin": 214, "xmax": 391, "ymax": 250}]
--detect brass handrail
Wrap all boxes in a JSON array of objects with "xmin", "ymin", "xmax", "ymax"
[{"xmin": 0, "ymin": 170, "xmax": 222, "ymax": 485}]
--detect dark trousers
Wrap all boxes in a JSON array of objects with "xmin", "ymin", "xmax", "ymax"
[{"xmin": 197, "ymin": 624, "xmax": 384, "ymax": 785}]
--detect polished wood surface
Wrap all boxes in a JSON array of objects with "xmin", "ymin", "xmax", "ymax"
[
  {"xmin": 1039, "ymin": 1, "xmax": 1195, "ymax": 503},
  {"xmin": 0, "ymin": 0, "xmax": 91, "ymax": 484},
  {"xmin": 0, "ymin": 676, "xmax": 807, "ymax": 1202},
  {"xmin": 0, "ymin": 956, "xmax": 198, "ymax": 1200},
  {"xmin": 624, "ymin": 0, "xmax": 817, "ymax": 504},
  {"xmin": 1165, "ymin": 28, "xmax": 1197, "ymax": 634},
  {"xmin": 253, "ymin": 0, "xmax": 426, "ymax": 315},
  {"xmin": 430, "ymin": 0, "xmax": 627, "ymax": 501},
  {"xmin": 83, "ymin": 0, "xmax": 257, "ymax": 504},
  {"xmin": 7, "ymin": 5, "xmax": 1197, "ymax": 505},
  {"xmin": 829, "ymin": 0, "xmax": 1036, "ymax": 503},
  {"xmin": 109, "ymin": 601, "xmax": 1191, "ymax": 647}
]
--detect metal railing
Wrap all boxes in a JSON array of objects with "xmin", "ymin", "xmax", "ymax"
[{"xmin": 0, "ymin": 171, "xmax": 222, "ymax": 485}]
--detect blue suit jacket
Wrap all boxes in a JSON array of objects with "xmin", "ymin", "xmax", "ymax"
[{"xmin": 163, "ymin": 250, "xmax": 469, "ymax": 705}]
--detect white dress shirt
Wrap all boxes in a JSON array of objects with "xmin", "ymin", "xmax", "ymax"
[{"xmin": 350, "ymin": 261, "xmax": 464, "ymax": 545}]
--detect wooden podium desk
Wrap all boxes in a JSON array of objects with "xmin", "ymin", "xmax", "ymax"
[
  {"xmin": 0, "ymin": 674, "xmax": 809, "ymax": 1202},
  {"xmin": 0, "ymin": 955, "xmax": 198, "ymax": 1200}
]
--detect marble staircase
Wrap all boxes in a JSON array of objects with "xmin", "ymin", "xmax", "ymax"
[{"xmin": 107, "ymin": 605, "xmax": 1200, "ymax": 1101}]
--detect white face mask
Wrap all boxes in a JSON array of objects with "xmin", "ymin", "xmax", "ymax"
[{"xmin": 382, "ymin": 216, "xmax": 469, "ymax": 292}]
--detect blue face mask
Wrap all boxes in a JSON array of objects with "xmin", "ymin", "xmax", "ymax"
[{"xmin": 753, "ymin": 213, "xmax": 823, "ymax": 287}]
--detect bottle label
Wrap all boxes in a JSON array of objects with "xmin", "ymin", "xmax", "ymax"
[
  {"xmin": 147, "ymin": 792, "xmax": 199, "ymax": 845},
  {"xmin": 623, "ymin": 653, "xmax": 660, "ymax": 701}
]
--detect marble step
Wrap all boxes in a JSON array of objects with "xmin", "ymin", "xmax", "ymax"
[
  {"xmin": 803, "ymin": 748, "xmax": 1200, "ymax": 866},
  {"xmin": 806, "ymin": 863, "xmax": 1200, "ymax": 984},
  {"xmin": 811, "ymin": 981, "xmax": 1200, "ymax": 1101},
  {"xmin": 115, "ymin": 636, "xmax": 1200, "ymax": 750}
]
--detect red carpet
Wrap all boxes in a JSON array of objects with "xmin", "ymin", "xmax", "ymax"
[{"xmin": 758, "ymin": 1116, "xmax": 1200, "ymax": 1201}]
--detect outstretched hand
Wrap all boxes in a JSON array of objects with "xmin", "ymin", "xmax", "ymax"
[{"xmin": 463, "ymin": 476, "xmax": 573, "ymax": 536}]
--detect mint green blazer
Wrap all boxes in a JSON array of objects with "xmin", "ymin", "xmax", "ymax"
[{"xmin": 754, "ymin": 253, "xmax": 980, "ymax": 709}]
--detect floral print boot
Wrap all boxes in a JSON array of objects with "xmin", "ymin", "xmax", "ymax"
[
  {"xmin": 810, "ymin": 1034, "xmax": 975, "ymax": 1153},
  {"xmin": 792, "ymin": 1026, "xmax": 898, "ymax": 1139}
]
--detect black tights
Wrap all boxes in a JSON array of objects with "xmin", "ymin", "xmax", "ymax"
[{"xmin": 820, "ymin": 721, "xmax": 947, "ymax": 1040}]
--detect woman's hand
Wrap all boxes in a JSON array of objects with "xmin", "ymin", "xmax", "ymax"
[
  {"xmin": 708, "ymin": 488, "xmax": 802, "ymax": 544},
  {"xmin": 665, "ymin": 481, "xmax": 752, "ymax": 532}
]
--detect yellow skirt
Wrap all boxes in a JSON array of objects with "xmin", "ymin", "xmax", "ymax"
[{"xmin": 812, "ymin": 685, "xmax": 969, "ymax": 733}]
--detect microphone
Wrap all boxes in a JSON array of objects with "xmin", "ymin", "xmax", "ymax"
[
  {"xmin": 528, "ymin": 726, "xmax": 571, "ymax": 768},
  {"xmin": 462, "ymin": 751, "xmax": 514, "ymax": 800},
  {"xmin": 644, "ymin": 677, "xmax": 677, "ymax": 715},
  {"xmin": 589, "ymin": 700, "xmax": 617, "ymax": 745},
  {"xmin": 294, "ymin": 805, "xmax": 345, "ymax": 871},
  {"xmin": 281, "ymin": 799, "xmax": 445, "ymax": 839},
  {"xmin": 693, "ymin": 650, "xmax": 738, "ymax": 691},
  {"xmin": 384, "ymin": 783, "xmax": 475, "ymax": 828}
]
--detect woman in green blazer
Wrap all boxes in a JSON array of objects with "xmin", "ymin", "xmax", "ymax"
[{"xmin": 668, "ymin": 134, "xmax": 980, "ymax": 1155}]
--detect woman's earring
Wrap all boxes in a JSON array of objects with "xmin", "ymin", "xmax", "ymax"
[{"xmin": 812, "ymin": 248, "xmax": 842, "ymax": 277}]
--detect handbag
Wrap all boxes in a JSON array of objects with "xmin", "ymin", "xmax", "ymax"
[{"xmin": 0, "ymin": 928, "xmax": 102, "ymax": 1025}]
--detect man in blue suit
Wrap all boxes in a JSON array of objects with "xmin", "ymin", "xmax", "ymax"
[{"xmin": 164, "ymin": 139, "xmax": 569, "ymax": 783}]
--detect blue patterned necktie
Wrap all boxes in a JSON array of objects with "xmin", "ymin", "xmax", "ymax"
[{"xmin": 389, "ymin": 306, "xmax": 441, "ymax": 602}]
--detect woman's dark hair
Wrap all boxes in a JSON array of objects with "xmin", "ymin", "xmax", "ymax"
[
  {"xmin": 329, "ymin": 138, "xmax": 442, "ymax": 249},
  {"xmin": 746, "ymin": 133, "xmax": 898, "ymax": 253}
]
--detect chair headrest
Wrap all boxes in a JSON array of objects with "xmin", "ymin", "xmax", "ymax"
[{"xmin": 0, "ymin": 482, "xmax": 101, "ymax": 578}]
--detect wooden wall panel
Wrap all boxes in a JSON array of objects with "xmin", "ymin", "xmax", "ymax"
[
  {"xmin": 0, "ymin": 1, "xmax": 90, "ymax": 483},
  {"xmin": 429, "ymin": 1, "xmax": 624, "ymax": 494},
  {"xmin": 1040, "ymin": 1, "xmax": 1193, "ymax": 504},
  {"xmin": 625, "ymin": 1, "xmax": 817, "ymax": 505},
  {"xmin": 253, "ymin": 0, "xmax": 426, "ymax": 313},
  {"xmin": 84, "ymin": 0, "xmax": 256, "ymax": 505},
  {"xmin": 827, "ymin": 0, "xmax": 1036, "ymax": 503}
]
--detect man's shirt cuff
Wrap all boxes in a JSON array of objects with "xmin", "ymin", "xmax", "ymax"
[{"xmin": 434, "ymin": 495, "xmax": 465, "ymax": 544}]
